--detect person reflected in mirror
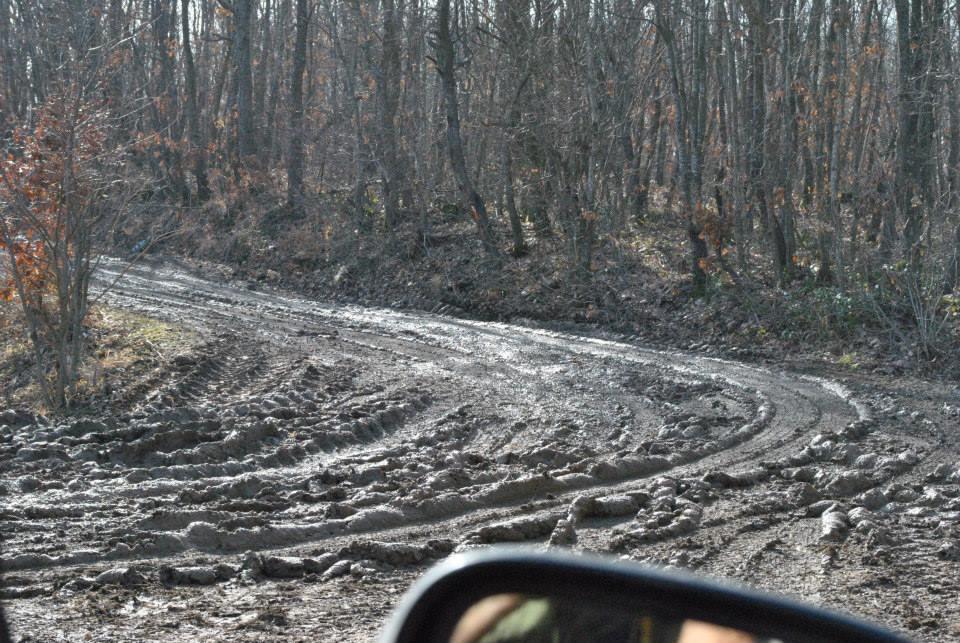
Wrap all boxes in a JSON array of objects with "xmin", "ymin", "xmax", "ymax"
[
  {"xmin": 677, "ymin": 620, "xmax": 757, "ymax": 643},
  {"xmin": 450, "ymin": 594, "xmax": 760, "ymax": 643}
]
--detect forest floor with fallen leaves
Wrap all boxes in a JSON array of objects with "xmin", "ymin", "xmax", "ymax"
[{"xmin": 159, "ymin": 195, "xmax": 959, "ymax": 382}]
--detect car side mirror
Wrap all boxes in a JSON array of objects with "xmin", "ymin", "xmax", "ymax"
[{"xmin": 380, "ymin": 548, "xmax": 909, "ymax": 643}]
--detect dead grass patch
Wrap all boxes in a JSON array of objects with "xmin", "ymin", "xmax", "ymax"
[{"xmin": 0, "ymin": 304, "xmax": 198, "ymax": 414}]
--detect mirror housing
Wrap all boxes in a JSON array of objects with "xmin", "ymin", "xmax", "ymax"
[{"xmin": 380, "ymin": 548, "xmax": 909, "ymax": 643}]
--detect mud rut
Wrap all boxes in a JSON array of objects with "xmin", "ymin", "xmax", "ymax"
[{"xmin": 2, "ymin": 258, "xmax": 959, "ymax": 641}]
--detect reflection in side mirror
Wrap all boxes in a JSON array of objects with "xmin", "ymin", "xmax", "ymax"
[
  {"xmin": 381, "ymin": 549, "xmax": 910, "ymax": 643},
  {"xmin": 452, "ymin": 593, "xmax": 760, "ymax": 643}
]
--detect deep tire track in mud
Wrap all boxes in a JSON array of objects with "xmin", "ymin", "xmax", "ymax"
[{"xmin": 2, "ymin": 257, "xmax": 959, "ymax": 641}]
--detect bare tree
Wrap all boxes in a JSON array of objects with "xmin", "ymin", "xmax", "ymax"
[
  {"xmin": 287, "ymin": 0, "xmax": 309, "ymax": 216},
  {"xmin": 430, "ymin": 0, "xmax": 499, "ymax": 259},
  {"xmin": 227, "ymin": 0, "xmax": 257, "ymax": 167},
  {"xmin": 183, "ymin": 0, "xmax": 210, "ymax": 202}
]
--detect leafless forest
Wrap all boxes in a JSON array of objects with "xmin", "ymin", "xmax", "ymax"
[
  {"xmin": 2, "ymin": 2, "xmax": 960, "ymax": 642},
  {"xmin": 2, "ymin": 0, "xmax": 960, "ymax": 371}
]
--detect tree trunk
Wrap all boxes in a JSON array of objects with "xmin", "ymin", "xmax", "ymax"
[
  {"xmin": 230, "ymin": 0, "xmax": 256, "ymax": 166},
  {"xmin": 182, "ymin": 0, "xmax": 210, "ymax": 202},
  {"xmin": 154, "ymin": 0, "xmax": 189, "ymax": 203},
  {"xmin": 377, "ymin": 0, "xmax": 403, "ymax": 234},
  {"xmin": 265, "ymin": 0, "xmax": 291, "ymax": 166},
  {"xmin": 254, "ymin": 0, "xmax": 272, "ymax": 149},
  {"xmin": 432, "ymin": 0, "xmax": 499, "ymax": 258},
  {"xmin": 287, "ymin": 0, "xmax": 308, "ymax": 217},
  {"xmin": 658, "ymin": 0, "xmax": 708, "ymax": 288},
  {"xmin": 500, "ymin": 134, "xmax": 526, "ymax": 257}
]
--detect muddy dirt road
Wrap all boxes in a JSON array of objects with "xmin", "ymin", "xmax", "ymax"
[{"xmin": 2, "ymin": 257, "xmax": 959, "ymax": 641}]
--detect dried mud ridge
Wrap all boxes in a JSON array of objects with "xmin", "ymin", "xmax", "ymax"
[{"xmin": 2, "ymin": 258, "xmax": 959, "ymax": 641}]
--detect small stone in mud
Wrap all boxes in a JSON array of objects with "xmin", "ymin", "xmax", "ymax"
[
  {"xmin": 0, "ymin": 409, "xmax": 34, "ymax": 427},
  {"xmin": 821, "ymin": 470, "xmax": 874, "ymax": 496},
  {"xmin": 781, "ymin": 467, "xmax": 819, "ymax": 483},
  {"xmin": 213, "ymin": 563, "xmax": 238, "ymax": 580},
  {"xmin": 159, "ymin": 565, "xmax": 219, "ymax": 586},
  {"xmin": 806, "ymin": 500, "xmax": 839, "ymax": 518},
  {"xmin": 472, "ymin": 515, "xmax": 560, "ymax": 544},
  {"xmin": 324, "ymin": 502, "xmax": 358, "ymax": 519},
  {"xmin": 936, "ymin": 541, "xmax": 960, "ymax": 561},
  {"xmin": 261, "ymin": 555, "xmax": 308, "ymax": 578},
  {"xmin": 820, "ymin": 510, "xmax": 849, "ymax": 542},
  {"xmin": 126, "ymin": 470, "xmax": 151, "ymax": 483},
  {"xmin": 316, "ymin": 486, "xmax": 348, "ymax": 501},
  {"xmin": 340, "ymin": 540, "xmax": 448, "ymax": 566},
  {"xmin": 241, "ymin": 550, "xmax": 263, "ymax": 574},
  {"xmin": 320, "ymin": 560, "xmax": 352, "ymax": 581},
  {"xmin": 790, "ymin": 483, "xmax": 821, "ymax": 507},
  {"xmin": 854, "ymin": 488, "xmax": 888, "ymax": 511},
  {"xmin": 841, "ymin": 420, "xmax": 872, "ymax": 439},
  {"xmin": 847, "ymin": 507, "xmax": 877, "ymax": 528},
  {"xmin": 18, "ymin": 476, "xmax": 40, "ymax": 492},
  {"xmin": 350, "ymin": 560, "xmax": 385, "ymax": 578},
  {"xmin": 548, "ymin": 518, "xmax": 577, "ymax": 546},
  {"xmin": 567, "ymin": 495, "xmax": 595, "ymax": 521},
  {"xmin": 919, "ymin": 488, "xmax": 947, "ymax": 507},
  {"xmin": 58, "ymin": 576, "xmax": 94, "ymax": 594},
  {"xmin": 303, "ymin": 553, "xmax": 339, "ymax": 575},
  {"xmin": 926, "ymin": 463, "xmax": 954, "ymax": 483},
  {"xmin": 95, "ymin": 567, "xmax": 146, "ymax": 586},
  {"xmin": 591, "ymin": 494, "xmax": 643, "ymax": 517},
  {"xmin": 185, "ymin": 521, "xmax": 220, "ymax": 547},
  {"xmin": 892, "ymin": 488, "xmax": 920, "ymax": 503}
]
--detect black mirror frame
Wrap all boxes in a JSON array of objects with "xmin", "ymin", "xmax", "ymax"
[{"xmin": 380, "ymin": 547, "xmax": 910, "ymax": 643}]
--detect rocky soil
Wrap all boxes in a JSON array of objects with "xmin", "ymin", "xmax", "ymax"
[{"xmin": 2, "ymin": 256, "xmax": 959, "ymax": 641}]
